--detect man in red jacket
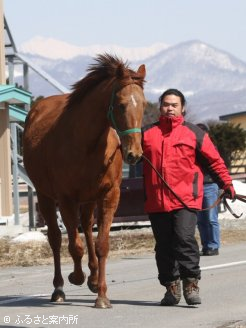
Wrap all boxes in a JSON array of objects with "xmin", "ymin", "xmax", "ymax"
[{"xmin": 142, "ymin": 89, "xmax": 235, "ymax": 306}]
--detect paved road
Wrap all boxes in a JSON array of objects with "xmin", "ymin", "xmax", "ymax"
[{"xmin": 0, "ymin": 243, "xmax": 246, "ymax": 328}]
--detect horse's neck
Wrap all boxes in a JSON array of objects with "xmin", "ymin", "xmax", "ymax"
[
  {"xmin": 67, "ymin": 88, "xmax": 111, "ymax": 145},
  {"xmin": 68, "ymin": 95, "xmax": 120, "ymax": 166}
]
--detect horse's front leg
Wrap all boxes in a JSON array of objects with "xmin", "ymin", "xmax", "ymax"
[
  {"xmin": 94, "ymin": 187, "xmax": 120, "ymax": 309},
  {"xmin": 59, "ymin": 200, "xmax": 86, "ymax": 287},
  {"xmin": 80, "ymin": 202, "xmax": 99, "ymax": 294}
]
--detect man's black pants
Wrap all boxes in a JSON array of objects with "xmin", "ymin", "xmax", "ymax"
[{"xmin": 149, "ymin": 209, "xmax": 201, "ymax": 286}]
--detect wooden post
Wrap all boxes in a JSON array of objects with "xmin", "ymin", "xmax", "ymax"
[{"xmin": 0, "ymin": 0, "xmax": 13, "ymax": 216}]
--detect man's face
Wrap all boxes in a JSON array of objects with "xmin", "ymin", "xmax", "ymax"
[{"xmin": 160, "ymin": 95, "xmax": 185, "ymax": 117}]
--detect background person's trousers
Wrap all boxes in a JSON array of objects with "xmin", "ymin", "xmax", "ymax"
[
  {"xmin": 197, "ymin": 183, "xmax": 220, "ymax": 250},
  {"xmin": 149, "ymin": 209, "xmax": 201, "ymax": 286}
]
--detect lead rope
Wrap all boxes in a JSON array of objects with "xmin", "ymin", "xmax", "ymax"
[
  {"xmin": 223, "ymin": 194, "xmax": 245, "ymax": 218},
  {"xmin": 142, "ymin": 154, "xmax": 245, "ymax": 218}
]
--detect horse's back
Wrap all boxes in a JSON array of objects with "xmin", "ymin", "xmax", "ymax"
[{"xmin": 24, "ymin": 94, "xmax": 69, "ymax": 143}]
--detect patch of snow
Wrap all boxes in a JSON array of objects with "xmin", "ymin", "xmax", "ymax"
[{"xmin": 11, "ymin": 231, "xmax": 47, "ymax": 244}]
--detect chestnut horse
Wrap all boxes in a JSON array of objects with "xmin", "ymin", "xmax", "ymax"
[{"xmin": 23, "ymin": 54, "xmax": 146, "ymax": 308}]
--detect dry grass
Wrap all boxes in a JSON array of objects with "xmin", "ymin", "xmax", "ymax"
[
  {"xmin": 0, "ymin": 228, "xmax": 246, "ymax": 267},
  {"xmin": 220, "ymin": 229, "xmax": 246, "ymax": 245}
]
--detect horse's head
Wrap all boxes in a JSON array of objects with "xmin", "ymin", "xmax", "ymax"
[
  {"xmin": 69, "ymin": 54, "xmax": 146, "ymax": 165},
  {"xmin": 108, "ymin": 64, "xmax": 147, "ymax": 165}
]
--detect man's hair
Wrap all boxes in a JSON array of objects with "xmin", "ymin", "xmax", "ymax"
[{"xmin": 159, "ymin": 89, "xmax": 186, "ymax": 107}]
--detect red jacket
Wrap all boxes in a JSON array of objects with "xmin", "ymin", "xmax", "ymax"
[{"xmin": 143, "ymin": 115, "xmax": 232, "ymax": 213}]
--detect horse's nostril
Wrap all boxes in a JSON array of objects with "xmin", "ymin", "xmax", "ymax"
[
  {"xmin": 127, "ymin": 152, "xmax": 140, "ymax": 165},
  {"xmin": 127, "ymin": 153, "xmax": 133, "ymax": 162},
  {"xmin": 127, "ymin": 152, "xmax": 134, "ymax": 163}
]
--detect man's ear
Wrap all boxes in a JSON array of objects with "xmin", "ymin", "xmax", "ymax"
[{"xmin": 182, "ymin": 107, "xmax": 186, "ymax": 116}]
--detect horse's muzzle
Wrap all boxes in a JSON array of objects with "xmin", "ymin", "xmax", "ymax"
[{"xmin": 126, "ymin": 152, "xmax": 142, "ymax": 165}]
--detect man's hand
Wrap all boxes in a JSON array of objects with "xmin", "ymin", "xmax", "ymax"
[{"xmin": 224, "ymin": 184, "xmax": 236, "ymax": 200}]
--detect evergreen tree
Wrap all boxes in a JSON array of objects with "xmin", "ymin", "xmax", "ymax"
[
  {"xmin": 208, "ymin": 121, "xmax": 246, "ymax": 168},
  {"xmin": 143, "ymin": 101, "xmax": 159, "ymax": 125}
]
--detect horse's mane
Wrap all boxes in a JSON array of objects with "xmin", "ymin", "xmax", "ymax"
[{"xmin": 65, "ymin": 53, "xmax": 145, "ymax": 110}]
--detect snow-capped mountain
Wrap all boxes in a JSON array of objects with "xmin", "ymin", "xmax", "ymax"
[
  {"xmin": 14, "ymin": 38, "xmax": 246, "ymax": 122},
  {"xmin": 142, "ymin": 40, "xmax": 246, "ymax": 99},
  {"xmin": 19, "ymin": 36, "xmax": 169, "ymax": 61}
]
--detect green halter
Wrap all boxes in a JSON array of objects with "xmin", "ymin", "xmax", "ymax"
[{"xmin": 107, "ymin": 86, "xmax": 141, "ymax": 136}]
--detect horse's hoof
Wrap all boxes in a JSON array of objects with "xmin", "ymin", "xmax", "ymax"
[
  {"xmin": 95, "ymin": 296, "xmax": 112, "ymax": 309},
  {"xmin": 68, "ymin": 271, "xmax": 86, "ymax": 285},
  {"xmin": 87, "ymin": 279, "xmax": 98, "ymax": 294},
  {"xmin": 51, "ymin": 289, "xmax": 66, "ymax": 303}
]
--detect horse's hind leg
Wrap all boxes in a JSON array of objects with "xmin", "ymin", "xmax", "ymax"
[
  {"xmin": 59, "ymin": 199, "xmax": 86, "ymax": 286},
  {"xmin": 36, "ymin": 192, "xmax": 65, "ymax": 302},
  {"xmin": 80, "ymin": 202, "xmax": 98, "ymax": 293}
]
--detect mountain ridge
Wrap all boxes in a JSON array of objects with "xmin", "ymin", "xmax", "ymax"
[
  {"xmin": 15, "ymin": 38, "xmax": 246, "ymax": 122},
  {"xmin": 19, "ymin": 36, "xmax": 169, "ymax": 61}
]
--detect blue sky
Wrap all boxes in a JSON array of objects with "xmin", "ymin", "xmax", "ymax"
[{"xmin": 4, "ymin": 0, "xmax": 246, "ymax": 62}]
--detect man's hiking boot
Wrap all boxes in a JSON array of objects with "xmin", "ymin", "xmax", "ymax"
[
  {"xmin": 160, "ymin": 279, "xmax": 181, "ymax": 306},
  {"xmin": 183, "ymin": 278, "xmax": 201, "ymax": 305}
]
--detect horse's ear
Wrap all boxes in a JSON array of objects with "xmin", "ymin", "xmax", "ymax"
[{"xmin": 137, "ymin": 64, "xmax": 146, "ymax": 79}]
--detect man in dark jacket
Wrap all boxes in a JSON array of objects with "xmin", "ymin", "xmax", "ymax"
[
  {"xmin": 142, "ymin": 89, "xmax": 235, "ymax": 306},
  {"xmin": 196, "ymin": 123, "xmax": 220, "ymax": 256}
]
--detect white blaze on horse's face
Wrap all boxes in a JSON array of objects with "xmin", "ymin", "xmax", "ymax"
[
  {"xmin": 131, "ymin": 94, "xmax": 137, "ymax": 108},
  {"xmin": 118, "ymin": 85, "xmax": 145, "ymax": 165}
]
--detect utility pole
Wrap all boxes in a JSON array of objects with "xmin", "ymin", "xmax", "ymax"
[{"xmin": 0, "ymin": 0, "xmax": 13, "ymax": 216}]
